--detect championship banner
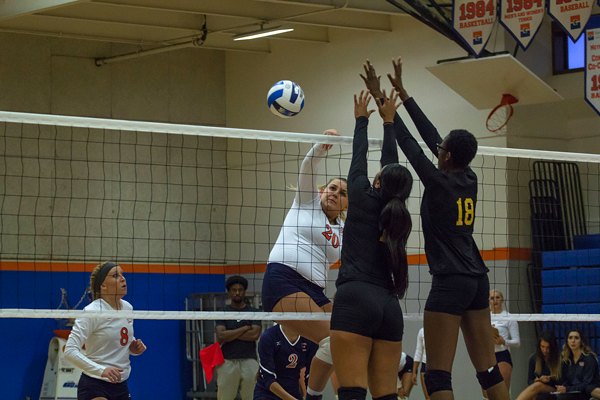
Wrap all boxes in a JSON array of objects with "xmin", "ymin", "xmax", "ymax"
[
  {"xmin": 548, "ymin": 0, "xmax": 593, "ymax": 42},
  {"xmin": 585, "ymin": 20, "xmax": 600, "ymax": 116},
  {"xmin": 452, "ymin": 0, "xmax": 498, "ymax": 57},
  {"xmin": 499, "ymin": 0, "xmax": 545, "ymax": 50}
]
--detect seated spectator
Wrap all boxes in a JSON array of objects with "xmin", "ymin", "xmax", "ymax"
[
  {"xmin": 516, "ymin": 330, "xmax": 561, "ymax": 400},
  {"xmin": 559, "ymin": 329, "xmax": 599, "ymax": 400}
]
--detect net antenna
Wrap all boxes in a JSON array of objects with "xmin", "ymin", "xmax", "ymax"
[{"xmin": 485, "ymin": 93, "xmax": 519, "ymax": 136}]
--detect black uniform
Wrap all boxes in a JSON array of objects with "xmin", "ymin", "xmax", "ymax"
[
  {"xmin": 561, "ymin": 352, "xmax": 600, "ymax": 396},
  {"xmin": 526, "ymin": 354, "xmax": 561, "ymax": 400},
  {"xmin": 394, "ymin": 97, "xmax": 489, "ymax": 315},
  {"xmin": 331, "ymin": 116, "xmax": 404, "ymax": 342}
]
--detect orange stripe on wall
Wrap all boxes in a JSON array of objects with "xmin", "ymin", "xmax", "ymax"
[{"xmin": 0, "ymin": 248, "xmax": 530, "ymax": 274}]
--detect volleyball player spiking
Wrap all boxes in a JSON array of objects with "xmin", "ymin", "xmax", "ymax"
[
  {"xmin": 262, "ymin": 129, "xmax": 347, "ymax": 400},
  {"xmin": 363, "ymin": 57, "xmax": 511, "ymax": 400},
  {"xmin": 64, "ymin": 262, "xmax": 146, "ymax": 400}
]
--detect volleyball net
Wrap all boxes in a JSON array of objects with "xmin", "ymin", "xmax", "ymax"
[{"xmin": 0, "ymin": 111, "xmax": 599, "ymax": 327}]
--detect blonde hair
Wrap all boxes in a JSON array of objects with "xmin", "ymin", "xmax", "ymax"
[{"xmin": 90, "ymin": 262, "xmax": 110, "ymax": 300}]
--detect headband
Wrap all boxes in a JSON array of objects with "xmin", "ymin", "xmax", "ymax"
[{"xmin": 94, "ymin": 262, "xmax": 118, "ymax": 295}]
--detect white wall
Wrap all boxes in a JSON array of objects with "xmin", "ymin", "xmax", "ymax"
[
  {"xmin": 0, "ymin": 32, "xmax": 229, "ymax": 263},
  {"xmin": 225, "ymin": 16, "xmax": 502, "ymax": 142}
]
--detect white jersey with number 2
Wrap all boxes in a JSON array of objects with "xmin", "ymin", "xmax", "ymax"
[{"xmin": 64, "ymin": 298, "xmax": 136, "ymax": 382}]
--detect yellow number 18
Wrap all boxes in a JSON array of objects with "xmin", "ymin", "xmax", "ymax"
[{"xmin": 456, "ymin": 198, "xmax": 474, "ymax": 226}]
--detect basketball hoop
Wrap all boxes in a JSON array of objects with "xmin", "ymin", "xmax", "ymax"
[{"xmin": 485, "ymin": 94, "xmax": 518, "ymax": 136}]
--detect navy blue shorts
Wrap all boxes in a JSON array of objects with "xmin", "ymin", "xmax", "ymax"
[
  {"xmin": 425, "ymin": 274, "xmax": 490, "ymax": 316},
  {"xmin": 399, "ymin": 355, "xmax": 414, "ymax": 379},
  {"xmin": 77, "ymin": 373, "xmax": 131, "ymax": 400},
  {"xmin": 495, "ymin": 349, "xmax": 513, "ymax": 366},
  {"xmin": 421, "ymin": 362, "xmax": 427, "ymax": 373},
  {"xmin": 261, "ymin": 263, "xmax": 331, "ymax": 312},
  {"xmin": 331, "ymin": 281, "xmax": 403, "ymax": 342}
]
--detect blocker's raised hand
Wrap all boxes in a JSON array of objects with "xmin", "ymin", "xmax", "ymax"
[
  {"xmin": 359, "ymin": 60, "xmax": 383, "ymax": 99},
  {"xmin": 354, "ymin": 90, "xmax": 375, "ymax": 119},
  {"xmin": 375, "ymin": 89, "xmax": 402, "ymax": 124},
  {"xmin": 387, "ymin": 56, "xmax": 410, "ymax": 102}
]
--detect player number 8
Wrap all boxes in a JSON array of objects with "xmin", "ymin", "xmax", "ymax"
[{"xmin": 120, "ymin": 327, "xmax": 129, "ymax": 346}]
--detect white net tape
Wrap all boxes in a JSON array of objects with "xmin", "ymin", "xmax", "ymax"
[
  {"xmin": 3, "ymin": 309, "xmax": 600, "ymax": 322},
  {"xmin": 0, "ymin": 110, "xmax": 598, "ymax": 163}
]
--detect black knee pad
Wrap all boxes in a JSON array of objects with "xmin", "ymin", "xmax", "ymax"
[
  {"xmin": 424, "ymin": 369, "xmax": 452, "ymax": 395},
  {"xmin": 476, "ymin": 364, "xmax": 504, "ymax": 390},
  {"xmin": 338, "ymin": 386, "xmax": 367, "ymax": 400},
  {"xmin": 306, "ymin": 395, "xmax": 322, "ymax": 400},
  {"xmin": 373, "ymin": 394, "xmax": 398, "ymax": 400}
]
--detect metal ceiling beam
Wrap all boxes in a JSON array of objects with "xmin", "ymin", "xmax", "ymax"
[
  {"xmin": 0, "ymin": 0, "xmax": 90, "ymax": 21},
  {"xmin": 90, "ymin": 0, "xmax": 392, "ymax": 32},
  {"xmin": 254, "ymin": 0, "xmax": 406, "ymax": 15},
  {"xmin": 9, "ymin": 14, "xmax": 328, "ymax": 44}
]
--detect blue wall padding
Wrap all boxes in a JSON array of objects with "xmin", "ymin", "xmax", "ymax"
[
  {"xmin": 591, "ymin": 268, "xmax": 600, "ymax": 284},
  {"xmin": 566, "ymin": 286, "xmax": 578, "ymax": 303},
  {"xmin": 543, "ymin": 249, "xmax": 600, "ymax": 268},
  {"xmin": 574, "ymin": 235, "xmax": 600, "ymax": 250},
  {"xmin": 578, "ymin": 268, "xmax": 590, "ymax": 285},
  {"xmin": 577, "ymin": 303, "xmax": 590, "ymax": 314},
  {"xmin": 565, "ymin": 269, "xmax": 578, "ymax": 286},
  {"xmin": 554, "ymin": 269, "xmax": 566, "ymax": 286},
  {"xmin": 0, "ymin": 270, "xmax": 226, "ymax": 400},
  {"xmin": 554, "ymin": 287, "xmax": 566, "ymax": 304},
  {"xmin": 565, "ymin": 304, "xmax": 577, "ymax": 314},
  {"xmin": 543, "ymin": 287, "xmax": 554, "ymax": 304},
  {"xmin": 554, "ymin": 304, "xmax": 567, "ymax": 313},
  {"xmin": 543, "ymin": 270, "xmax": 555, "ymax": 286}
]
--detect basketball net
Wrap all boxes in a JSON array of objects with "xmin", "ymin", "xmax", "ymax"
[{"xmin": 480, "ymin": 94, "xmax": 519, "ymax": 139}]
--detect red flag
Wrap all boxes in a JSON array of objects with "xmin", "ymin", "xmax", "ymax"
[{"xmin": 199, "ymin": 343, "xmax": 225, "ymax": 383}]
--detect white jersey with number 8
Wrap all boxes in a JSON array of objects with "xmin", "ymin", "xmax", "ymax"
[{"xmin": 64, "ymin": 298, "xmax": 136, "ymax": 382}]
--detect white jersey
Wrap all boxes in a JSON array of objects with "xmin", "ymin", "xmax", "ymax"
[
  {"xmin": 414, "ymin": 328, "xmax": 427, "ymax": 364},
  {"xmin": 399, "ymin": 352, "xmax": 407, "ymax": 370},
  {"xmin": 397, "ymin": 352, "xmax": 408, "ymax": 390},
  {"xmin": 64, "ymin": 299, "xmax": 136, "ymax": 382},
  {"xmin": 491, "ymin": 310, "xmax": 520, "ymax": 353},
  {"xmin": 267, "ymin": 144, "xmax": 344, "ymax": 288}
]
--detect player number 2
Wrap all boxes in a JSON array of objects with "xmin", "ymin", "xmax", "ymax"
[
  {"xmin": 287, "ymin": 354, "xmax": 298, "ymax": 368},
  {"xmin": 456, "ymin": 198, "xmax": 474, "ymax": 226},
  {"xmin": 120, "ymin": 327, "xmax": 129, "ymax": 346}
]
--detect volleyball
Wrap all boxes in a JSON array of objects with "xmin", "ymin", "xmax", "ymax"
[{"xmin": 267, "ymin": 80, "xmax": 305, "ymax": 118}]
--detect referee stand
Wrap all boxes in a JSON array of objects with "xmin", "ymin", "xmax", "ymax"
[{"xmin": 39, "ymin": 330, "xmax": 85, "ymax": 400}]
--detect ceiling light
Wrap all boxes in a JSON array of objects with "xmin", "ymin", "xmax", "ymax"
[{"xmin": 233, "ymin": 26, "xmax": 294, "ymax": 41}]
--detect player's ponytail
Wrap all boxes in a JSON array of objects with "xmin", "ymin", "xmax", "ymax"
[{"xmin": 379, "ymin": 164, "xmax": 413, "ymax": 298}]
